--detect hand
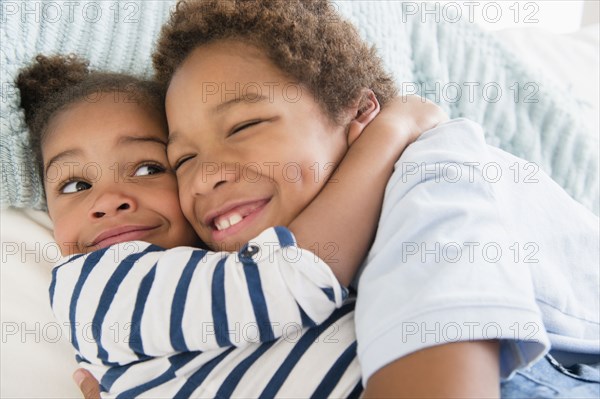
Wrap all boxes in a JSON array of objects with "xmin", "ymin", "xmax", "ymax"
[
  {"xmin": 73, "ymin": 369, "xmax": 100, "ymax": 399},
  {"xmin": 369, "ymin": 95, "xmax": 449, "ymax": 147},
  {"xmin": 349, "ymin": 95, "xmax": 448, "ymax": 164}
]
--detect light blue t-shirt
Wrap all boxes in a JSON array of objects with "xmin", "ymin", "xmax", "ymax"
[{"xmin": 356, "ymin": 118, "xmax": 599, "ymax": 383}]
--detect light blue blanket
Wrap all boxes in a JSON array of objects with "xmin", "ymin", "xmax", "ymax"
[{"xmin": 1, "ymin": 1, "xmax": 597, "ymax": 215}]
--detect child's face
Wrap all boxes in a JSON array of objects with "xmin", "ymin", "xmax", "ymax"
[
  {"xmin": 43, "ymin": 94, "xmax": 199, "ymax": 256},
  {"xmin": 166, "ymin": 41, "xmax": 349, "ymax": 251}
]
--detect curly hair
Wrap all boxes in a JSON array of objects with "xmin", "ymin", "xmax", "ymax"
[
  {"xmin": 16, "ymin": 54, "xmax": 166, "ymax": 188},
  {"xmin": 153, "ymin": 0, "xmax": 397, "ymax": 124}
]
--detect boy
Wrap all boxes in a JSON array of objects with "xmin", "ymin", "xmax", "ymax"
[{"xmin": 153, "ymin": 0, "xmax": 599, "ymax": 397}]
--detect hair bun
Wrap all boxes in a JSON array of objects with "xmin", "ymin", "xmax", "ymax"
[{"xmin": 16, "ymin": 54, "xmax": 90, "ymax": 127}]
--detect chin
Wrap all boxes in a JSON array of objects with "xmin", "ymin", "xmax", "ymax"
[
  {"xmin": 205, "ymin": 240, "xmax": 239, "ymax": 253},
  {"xmin": 208, "ymin": 230, "xmax": 261, "ymax": 253}
]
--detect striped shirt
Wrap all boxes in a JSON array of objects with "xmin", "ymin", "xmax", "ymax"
[{"xmin": 50, "ymin": 226, "xmax": 361, "ymax": 398}]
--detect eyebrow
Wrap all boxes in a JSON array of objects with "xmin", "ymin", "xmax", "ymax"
[
  {"xmin": 44, "ymin": 135, "xmax": 167, "ymax": 174},
  {"xmin": 45, "ymin": 149, "xmax": 83, "ymax": 174},
  {"xmin": 169, "ymin": 94, "xmax": 269, "ymax": 146},
  {"xmin": 215, "ymin": 93, "xmax": 269, "ymax": 114},
  {"xmin": 118, "ymin": 135, "xmax": 167, "ymax": 147}
]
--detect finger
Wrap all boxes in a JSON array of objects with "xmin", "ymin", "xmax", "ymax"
[{"xmin": 73, "ymin": 369, "xmax": 101, "ymax": 399}]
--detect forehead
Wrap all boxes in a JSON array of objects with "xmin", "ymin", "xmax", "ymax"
[
  {"xmin": 44, "ymin": 94, "xmax": 167, "ymax": 150},
  {"xmin": 166, "ymin": 40, "xmax": 292, "ymax": 102},
  {"xmin": 164, "ymin": 41, "xmax": 328, "ymax": 142},
  {"xmin": 47, "ymin": 93, "xmax": 166, "ymax": 143}
]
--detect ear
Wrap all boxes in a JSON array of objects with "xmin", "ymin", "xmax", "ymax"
[{"xmin": 346, "ymin": 90, "xmax": 380, "ymax": 146}]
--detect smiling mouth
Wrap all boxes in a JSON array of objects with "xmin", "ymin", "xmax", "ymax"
[
  {"xmin": 211, "ymin": 199, "xmax": 270, "ymax": 232},
  {"xmin": 90, "ymin": 225, "xmax": 159, "ymax": 249}
]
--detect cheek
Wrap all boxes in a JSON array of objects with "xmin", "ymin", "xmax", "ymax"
[
  {"xmin": 294, "ymin": 129, "xmax": 346, "ymax": 188},
  {"xmin": 269, "ymin": 164, "xmax": 323, "ymax": 225},
  {"xmin": 294, "ymin": 152, "xmax": 343, "ymax": 197},
  {"xmin": 52, "ymin": 221, "xmax": 67, "ymax": 246},
  {"xmin": 158, "ymin": 184, "xmax": 187, "ymax": 220},
  {"xmin": 269, "ymin": 139, "xmax": 346, "ymax": 223},
  {"xmin": 46, "ymin": 200, "xmax": 64, "ymax": 237},
  {"xmin": 176, "ymin": 182, "xmax": 195, "ymax": 222},
  {"xmin": 156, "ymin": 187, "xmax": 199, "ymax": 246},
  {"xmin": 50, "ymin": 212, "xmax": 79, "ymax": 256}
]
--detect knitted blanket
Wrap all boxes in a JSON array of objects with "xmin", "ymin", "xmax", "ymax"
[{"xmin": 1, "ymin": 1, "xmax": 597, "ymax": 215}]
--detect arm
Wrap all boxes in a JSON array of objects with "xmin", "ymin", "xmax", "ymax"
[
  {"xmin": 363, "ymin": 341, "xmax": 500, "ymax": 398},
  {"xmin": 290, "ymin": 94, "xmax": 448, "ymax": 286},
  {"xmin": 354, "ymin": 119, "xmax": 548, "ymax": 397},
  {"xmin": 50, "ymin": 230, "xmax": 347, "ymax": 364}
]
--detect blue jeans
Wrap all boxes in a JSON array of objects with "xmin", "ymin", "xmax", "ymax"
[{"xmin": 501, "ymin": 354, "xmax": 600, "ymax": 398}]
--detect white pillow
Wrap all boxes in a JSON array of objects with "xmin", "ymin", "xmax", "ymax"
[{"xmin": 0, "ymin": 208, "xmax": 80, "ymax": 398}]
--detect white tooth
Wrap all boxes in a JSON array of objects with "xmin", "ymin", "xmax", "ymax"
[
  {"xmin": 215, "ymin": 218, "xmax": 231, "ymax": 231},
  {"xmin": 228, "ymin": 213, "xmax": 243, "ymax": 227}
]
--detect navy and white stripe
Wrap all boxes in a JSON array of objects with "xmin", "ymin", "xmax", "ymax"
[
  {"xmin": 106, "ymin": 304, "xmax": 359, "ymax": 398},
  {"xmin": 50, "ymin": 227, "xmax": 359, "ymax": 397}
]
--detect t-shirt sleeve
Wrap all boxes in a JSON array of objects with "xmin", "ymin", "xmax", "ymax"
[
  {"xmin": 50, "ymin": 226, "xmax": 346, "ymax": 366},
  {"xmin": 355, "ymin": 119, "xmax": 550, "ymax": 384}
]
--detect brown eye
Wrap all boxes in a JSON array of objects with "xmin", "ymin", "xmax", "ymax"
[
  {"xmin": 134, "ymin": 163, "xmax": 165, "ymax": 176},
  {"xmin": 61, "ymin": 180, "xmax": 91, "ymax": 194}
]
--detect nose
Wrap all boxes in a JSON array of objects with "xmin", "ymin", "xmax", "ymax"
[
  {"xmin": 89, "ymin": 190, "xmax": 137, "ymax": 219},
  {"xmin": 190, "ymin": 160, "xmax": 239, "ymax": 196}
]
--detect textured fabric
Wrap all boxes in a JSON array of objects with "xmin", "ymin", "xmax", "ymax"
[
  {"xmin": 1, "ymin": 1, "xmax": 598, "ymax": 214},
  {"xmin": 1, "ymin": 0, "xmax": 175, "ymax": 209},
  {"xmin": 50, "ymin": 227, "xmax": 358, "ymax": 397},
  {"xmin": 501, "ymin": 354, "xmax": 600, "ymax": 398},
  {"xmin": 355, "ymin": 118, "xmax": 599, "ymax": 384}
]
